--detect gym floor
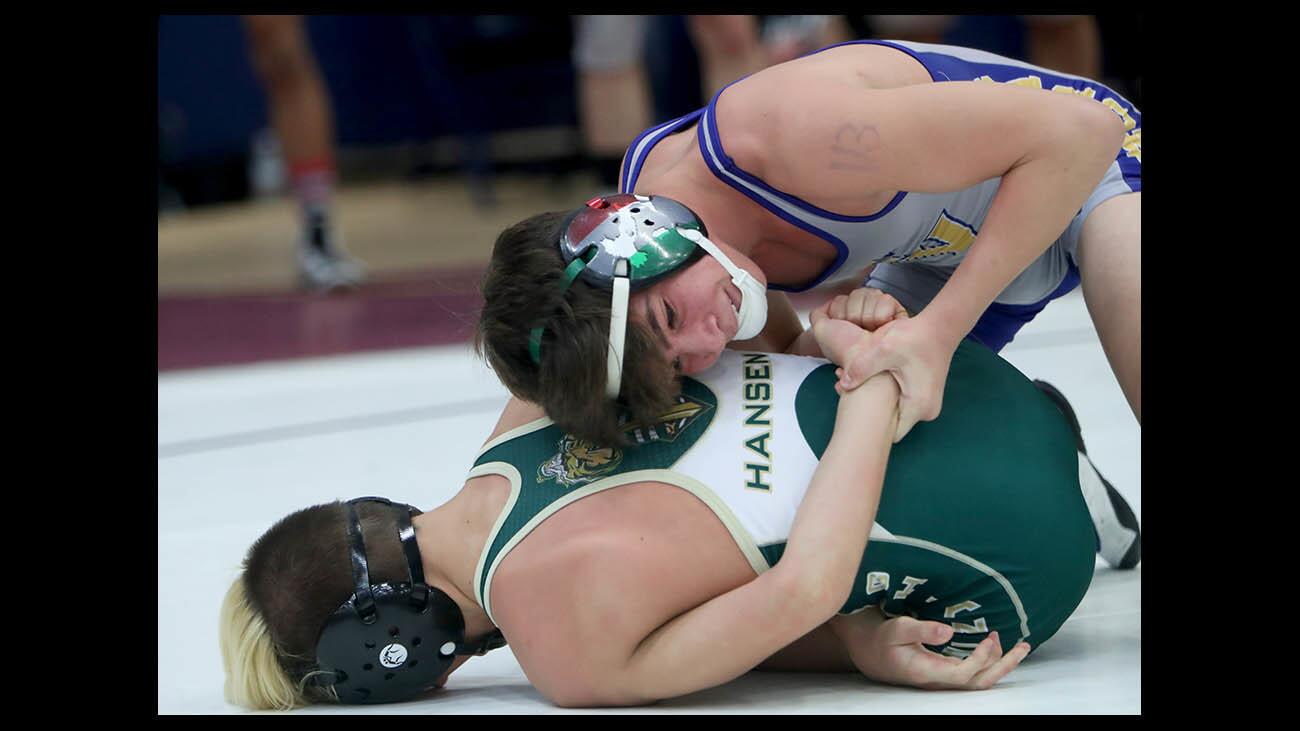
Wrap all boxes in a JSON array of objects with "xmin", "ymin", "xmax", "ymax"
[{"xmin": 157, "ymin": 174, "xmax": 1140, "ymax": 714}]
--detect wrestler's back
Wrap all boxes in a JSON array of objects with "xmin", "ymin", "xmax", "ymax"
[
  {"xmin": 459, "ymin": 395, "xmax": 785, "ymax": 694},
  {"xmin": 463, "ymin": 470, "xmax": 764, "ymax": 697}
]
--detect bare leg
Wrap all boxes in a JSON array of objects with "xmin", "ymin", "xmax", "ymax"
[
  {"xmin": 577, "ymin": 66, "xmax": 654, "ymax": 160},
  {"xmin": 243, "ymin": 15, "xmax": 363, "ymax": 289},
  {"xmin": 686, "ymin": 15, "xmax": 767, "ymax": 98},
  {"xmin": 243, "ymin": 15, "xmax": 334, "ymax": 170},
  {"xmin": 1076, "ymin": 192, "xmax": 1141, "ymax": 422},
  {"xmin": 573, "ymin": 15, "xmax": 653, "ymax": 188}
]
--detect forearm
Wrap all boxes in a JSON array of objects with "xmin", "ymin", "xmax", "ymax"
[
  {"xmin": 756, "ymin": 621, "xmax": 857, "ymax": 672},
  {"xmin": 827, "ymin": 606, "xmax": 886, "ymax": 657},
  {"xmin": 780, "ymin": 373, "xmax": 899, "ymax": 605},
  {"xmin": 784, "ymin": 327, "xmax": 823, "ymax": 357},
  {"xmin": 923, "ymin": 118, "xmax": 1122, "ymax": 342}
]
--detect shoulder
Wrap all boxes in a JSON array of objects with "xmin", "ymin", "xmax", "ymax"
[
  {"xmin": 709, "ymin": 62, "xmax": 888, "ymax": 187},
  {"xmin": 487, "ymin": 523, "xmax": 652, "ymax": 703}
]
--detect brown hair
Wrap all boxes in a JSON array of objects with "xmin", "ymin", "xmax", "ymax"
[
  {"xmin": 475, "ymin": 211, "xmax": 680, "ymax": 445},
  {"xmin": 219, "ymin": 501, "xmax": 409, "ymax": 709}
]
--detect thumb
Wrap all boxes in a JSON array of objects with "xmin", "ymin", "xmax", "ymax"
[
  {"xmin": 808, "ymin": 299, "xmax": 832, "ymax": 327},
  {"xmin": 893, "ymin": 397, "xmax": 920, "ymax": 443},
  {"xmin": 845, "ymin": 321, "xmax": 899, "ymax": 387},
  {"xmin": 813, "ymin": 318, "xmax": 865, "ymax": 366},
  {"xmin": 842, "ymin": 342, "xmax": 888, "ymax": 389}
]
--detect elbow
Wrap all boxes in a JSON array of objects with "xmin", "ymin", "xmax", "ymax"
[
  {"xmin": 771, "ymin": 563, "xmax": 852, "ymax": 626},
  {"xmin": 1078, "ymin": 99, "xmax": 1127, "ymax": 160},
  {"xmin": 548, "ymin": 686, "xmax": 652, "ymax": 709},
  {"xmin": 541, "ymin": 671, "xmax": 655, "ymax": 709}
]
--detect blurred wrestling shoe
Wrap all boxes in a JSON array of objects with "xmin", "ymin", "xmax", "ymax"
[
  {"xmin": 1034, "ymin": 380, "xmax": 1141, "ymax": 570},
  {"xmin": 297, "ymin": 211, "xmax": 365, "ymax": 291}
]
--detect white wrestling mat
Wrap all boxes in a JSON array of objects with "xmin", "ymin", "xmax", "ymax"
[{"xmin": 157, "ymin": 288, "xmax": 1140, "ymax": 714}]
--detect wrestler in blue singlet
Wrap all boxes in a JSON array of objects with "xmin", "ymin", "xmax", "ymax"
[{"xmin": 620, "ymin": 40, "xmax": 1142, "ymax": 351}]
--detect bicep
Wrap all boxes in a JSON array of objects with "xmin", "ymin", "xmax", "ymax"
[
  {"xmin": 750, "ymin": 78, "xmax": 1108, "ymax": 202},
  {"xmin": 611, "ymin": 565, "xmax": 831, "ymax": 704}
]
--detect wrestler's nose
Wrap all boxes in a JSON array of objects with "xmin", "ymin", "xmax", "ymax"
[{"xmin": 670, "ymin": 315, "xmax": 728, "ymax": 375}]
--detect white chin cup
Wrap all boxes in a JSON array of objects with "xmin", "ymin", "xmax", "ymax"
[
  {"xmin": 677, "ymin": 228, "xmax": 768, "ymax": 341},
  {"xmin": 730, "ymin": 269, "xmax": 768, "ymax": 341}
]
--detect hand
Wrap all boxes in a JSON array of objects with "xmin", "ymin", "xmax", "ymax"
[
  {"xmin": 810, "ymin": 287, "xmax": 910, "ymax": 334},
  {"xmin": 807, "ymin": 315, "xmax": 877, "ymax": 396},
  {"xmin": 833, "ymin": 315, "xmax": 957, "ymax": 442},
  {"xmin": 846, "ymin": 614, "xmax": 1031, "ymax": 691}
]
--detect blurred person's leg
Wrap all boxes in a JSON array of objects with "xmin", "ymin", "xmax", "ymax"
[
  {"xmin": 760, "ymin": 15, "xmax": 855, "ymax": 66},
  {"xmin": 864, "ymin": 15, "xmax": 955, "ymax": 44},
  {"xmin": 818, "ymin": 15, "xmax": 859, "ymax": 46},
  {"xmin": 573, "ymin": 15, "xmax": 654, "ymax": 190},
  {"xmin": 1022, "ymin": 15, "xmax": 1101, "ymax": 78},
  {"xmin": 686, "ymin": 15, "xmax": 767, "ymax": 98},
  {"xmin": 243, "ymin": 14, "xmax": 364, "ymax": 290}
]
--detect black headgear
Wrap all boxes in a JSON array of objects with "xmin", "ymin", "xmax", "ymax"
[{"xmin": 303, "ymin": 497, "xmax": 506, "ymax": 704}]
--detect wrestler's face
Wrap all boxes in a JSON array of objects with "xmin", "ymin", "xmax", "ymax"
[{"xmin": 630, "ymin": 246, "xmax": 766, "ymax": 375}]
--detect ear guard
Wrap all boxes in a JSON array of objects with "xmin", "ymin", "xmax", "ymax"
[
  {"xmin": 529, "ymin": 193, "xmax": 767, "ymax": 398},
  {"xmin": 304, "ymin": 497, "xmax": 506, "ymax": 704}
]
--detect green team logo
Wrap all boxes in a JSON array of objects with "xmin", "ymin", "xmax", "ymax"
[
  {"xmin": 622, "ymin": 393, "xmax": 712, "ymax": 445},
  {"xmin": 536, "ymin": 393, "xmax": 712, "ymax": 487},
  {"xmin": 537, "ymin": 435, "xmax": 623, "ymax": 487}
]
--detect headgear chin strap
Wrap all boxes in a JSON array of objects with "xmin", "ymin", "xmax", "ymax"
[
  {"xmin": 530, "ymin": 193, "xmax": 768, "ymax": 398},
  {"xmin": 305, "ymin": 497, "xmax": 506, "ymax": 704},
  {"xmin": 675, "ymin": 227, "xmax": 768, "ymax": 342}
]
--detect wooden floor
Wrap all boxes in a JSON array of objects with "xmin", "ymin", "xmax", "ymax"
[
  {"xmin": 157, "ymin": 172, "xmax": 623, "ymax": 370},
  {"xmin": 158, "ymin": 171, "xmax": 605, "ymax": 295},
  {"xmin": 156, "ymin": 171, "xmax": 838, "ymax": 371}
]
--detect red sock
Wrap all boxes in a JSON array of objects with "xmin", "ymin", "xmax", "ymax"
[{"xmin": 289, "ymin": 158, "xmax": 335, "ymax": 220}]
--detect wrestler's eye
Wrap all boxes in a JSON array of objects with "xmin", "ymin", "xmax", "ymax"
[{"xmin": 665, "ymin": 301, "xmax": 677, "ymax": 329}]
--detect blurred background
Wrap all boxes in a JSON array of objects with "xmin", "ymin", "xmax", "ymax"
[{"xmin": 157, "ymin": 14, "xmax": 1142, "ymax": 372}]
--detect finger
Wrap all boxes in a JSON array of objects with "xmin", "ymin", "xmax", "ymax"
[
  {"xmin": 829, "ymin": 295, "xmax": 849, "ymax": 322},
  {"xmin": 916, "ymin": 634, "xmax": 999, "ymax": 689},
  {"xmin": 808, "ymin": 301, "xmax": 829, "ymax": 326},
  {"xmin": 847, "ymin": 288, "xmax": 872, "ymax": 324},
  {"xmin": 874, "ymin": 295, "xmax": 901, "ymax": 328},
  {"xmin": 969, "ymin": 641, "xmax": 1032, "ymax": 690},
  {"xmin": 947, "ymin": 632, "xmax": 1001, "ymax": 686},
  {"xmin": 842, "ymin": 348, "xmax": 886, "ymax": 390},
  {"xmin": 842, "ymin": 336, "xmax": 894, "ymax": 389},
  {"xmin": 885, "ymin": 617, "xmax": 954, "ymax": 648}
]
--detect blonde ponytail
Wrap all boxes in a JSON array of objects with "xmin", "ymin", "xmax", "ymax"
[{"xmin": 218, "ymin": 576, "xmax": 326, "ymax": 710}]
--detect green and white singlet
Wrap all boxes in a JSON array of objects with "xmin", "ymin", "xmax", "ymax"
[{"xmin": 470, "ymin": 342, "xmax": 1095, "ymax": 657}]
